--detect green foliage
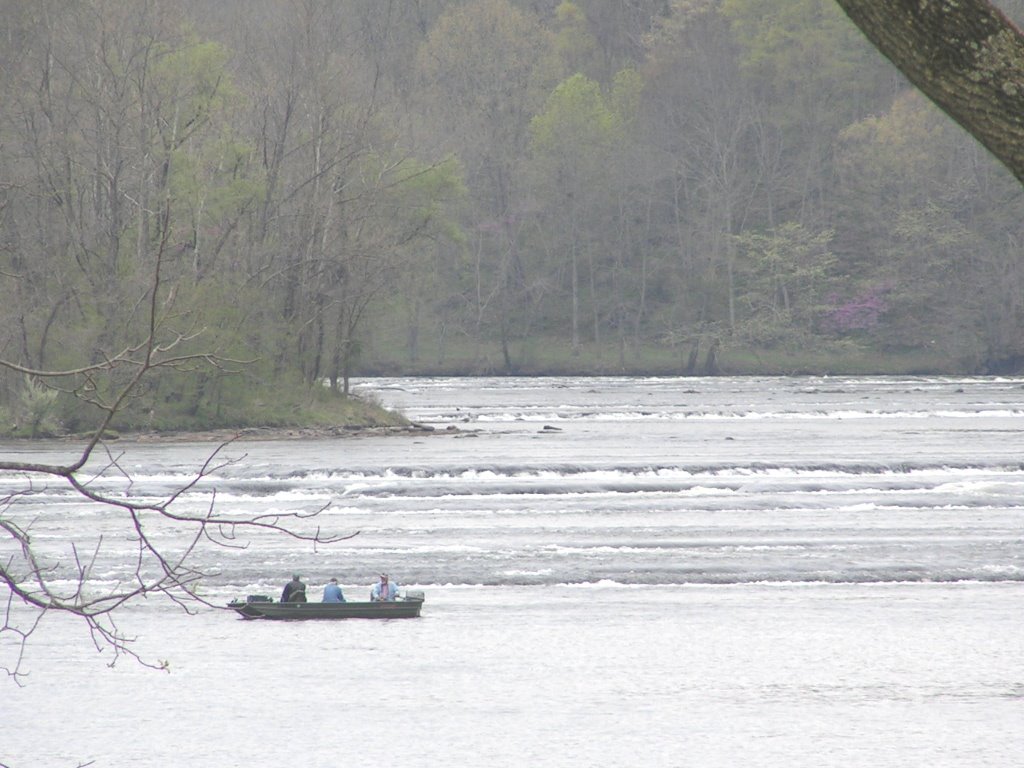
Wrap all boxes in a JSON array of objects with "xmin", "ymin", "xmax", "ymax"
[
  {"xmin": 530, "ymin": 73, "xmax": 622, "ymax": 158},
  {"xmin": 721, "ymin": 0, "xmax": 887, "ymax": 116},
  {"xmin": 551, "ymin": 2, "xmax": 599, "ymax": 77},
  {"xmin": 417, "ymin": 0, "xmax": 552, "ymax": 127},
  {"xmin": 101, "ymin": 369, "xmax": 408, "ymax": 434},
  {"xmin": 169, "ymin": 135, "xmax": 265, "ymax": 223},
  {"xmin": 4, "ymin": 0, "xmax": 1024, "ymax": 434},
  {"xmin": 835, "ymin": 92, "xmax": 955, "ymax": 213},
  {"xmin": 732, "ymin": 223, "xmax": 836, "ymax": 346},
  {"xmin": 12, "ymin": 377, "xmax": 60, "ymax": 438},
  {"xmin": 370, "ymin": 154, "xmax": 466, "ymax": 238},
  {"xmin": 149, "ymin": 36, "xmax": 236, "ymax": 145},
  {"xmin": 873, "ymin": 204, "xmax": 979, "ymax": 350},
  {"xmin": 609, "ymin": 67, "xmax": 643, "ymax": 126}
]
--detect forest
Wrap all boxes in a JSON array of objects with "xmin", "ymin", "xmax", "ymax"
[{"xmin": 3, "ymin": 0, "xmax": 1024, "ymax": 435}]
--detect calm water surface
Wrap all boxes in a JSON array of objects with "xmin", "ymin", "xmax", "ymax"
[{"xmin": 2, "ymin": 376, "xmax": 1023, "ymax": 767}]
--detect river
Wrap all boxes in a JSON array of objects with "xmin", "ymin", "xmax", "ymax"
[{"xmin": 2, "ymin": 375, "xmax": 1023, "ymax": 767}]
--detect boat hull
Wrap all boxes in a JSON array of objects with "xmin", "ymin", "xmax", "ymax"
[{"xmin": 227, "ymin": 598, "xmax": 423, "ymax": 620}]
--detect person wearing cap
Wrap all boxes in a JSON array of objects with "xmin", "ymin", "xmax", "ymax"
[
  {"xmin": 370, "ymin": 573, "xmax": 398, "ymax": 602},
  {"xmin": 281, "ymin": 574, "xmax": 307, "ymax": 602},
  {"xmin": 322, "ymin": 577, "xmax": 345, "ymax": 603}
]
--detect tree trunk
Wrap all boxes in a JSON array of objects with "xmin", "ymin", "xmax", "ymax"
[{"xmin": 834, "ymin": 0, "xmax": 1024, "ymax": 184}]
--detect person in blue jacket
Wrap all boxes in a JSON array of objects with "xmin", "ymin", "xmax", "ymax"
[
  {"xmin": 370, "ymin": 573, "xmax": 398, "ymax": 601},
  {"xmin": 322, "ymin": 577, "xmax": 345, "ymax": 603}
]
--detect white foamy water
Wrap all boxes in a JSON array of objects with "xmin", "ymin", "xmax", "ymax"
[{"xmin": 3, "ymin": 375, "xmax": 1023, "ymax": 767}]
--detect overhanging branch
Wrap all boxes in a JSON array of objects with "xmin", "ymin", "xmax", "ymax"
[{"xmin": 835, "ymin": 0, "xmax": 1024, "ymax": 184}]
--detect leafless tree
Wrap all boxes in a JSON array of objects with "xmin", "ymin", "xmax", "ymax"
[{"xmin": 0, "ymin": 206, "xmax": 356, "ymax": 684}]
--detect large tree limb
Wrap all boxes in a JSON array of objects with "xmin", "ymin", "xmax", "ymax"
[{"xmin": 835, "ymin": 0, "xmax": 1024, "ymax": 184}]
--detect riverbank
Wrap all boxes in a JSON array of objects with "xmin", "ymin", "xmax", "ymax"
[
  {"xmin": 1, "ymin": 384, "xmax": 420, "ymax": 441},
  {"xmin": 360, "ymin": 336, "xmax": 997, "ymax": 377},
  {"xmin": 5, "ymin": 344, "xmax": 1014, "ymax": 441}
]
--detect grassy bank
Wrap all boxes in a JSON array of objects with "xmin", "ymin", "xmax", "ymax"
[{"xmin": 0, "ymin": 379, "xmax": 411, "ymax": 440}]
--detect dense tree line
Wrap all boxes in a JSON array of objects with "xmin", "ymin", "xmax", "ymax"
[{"xmin": 3, "ymin": 0, "xmax": 1024, "ymax": 433}]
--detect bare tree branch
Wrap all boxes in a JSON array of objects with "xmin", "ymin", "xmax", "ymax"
[{"xmin": 0, "ymin": 200, "xmax": 356, "ymax": 683}]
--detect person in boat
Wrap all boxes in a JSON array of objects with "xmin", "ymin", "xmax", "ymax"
[
  {"xmin": 370, "ymin": 573, "xmax": 398, "ymax": 602},
  {"xmin": 322, "ymin": 577, "xmax": 345, "ymax": 603},
  {"xmin": 281, "ymin": 574, "xmax": 307, "ymax": 603}
]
